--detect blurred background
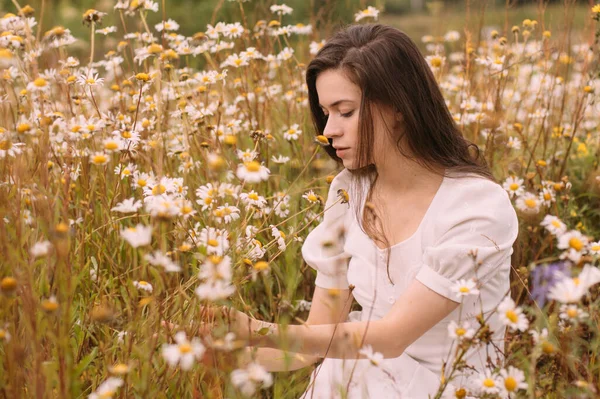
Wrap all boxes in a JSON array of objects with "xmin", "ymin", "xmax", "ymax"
[{"xmin": 0, "ymin": 0, "xmax": 592, "ymax": 58}]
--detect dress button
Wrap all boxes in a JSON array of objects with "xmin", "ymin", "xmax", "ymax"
[{"xmin": 388, "ymin": 296, "xmax": 395, "ymax": 304}]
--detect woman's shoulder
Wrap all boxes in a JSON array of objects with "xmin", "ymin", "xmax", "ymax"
[{"xmin": 434, "ymin": 172, "xmax": 517, "ymax": 229}]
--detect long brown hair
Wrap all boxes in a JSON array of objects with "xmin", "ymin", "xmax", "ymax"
[{"xmin": 306, "ymin": 24, "xmax": 496, "ymax": 282}]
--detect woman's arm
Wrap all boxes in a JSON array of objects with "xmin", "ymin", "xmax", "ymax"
[
  {"xmin": 239, "ymin": 286, "xmax": 354, "ymax": 372},
  {"xmin": 247, "ymin": 280, "xmax": 459, "ymax": 360}
]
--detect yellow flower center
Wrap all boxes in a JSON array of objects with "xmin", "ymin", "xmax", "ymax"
[
  {"xmin": 566, "ymin": 308, "xmax": 578, "ymax": 318},
  {"xmin": 33, "ymin": 77, "xmax": 47, "ymax": 87},
  {"xmin": 70, "ymin": 125, "xmax": 81, "ymax": 133},
  {"xmin": 430, "ymin": 57, "xmax": 443, "ymax": 67},
  {"xmin": 92, "ymin": 154, "xmax": 107, "ymax": 164},
  {"xmin": 87, "ymin": 124, "xmax": 95, "ymax": 131},
  {"xmin": 207, "ymin": 239, "xmax": 219, "ymax": 247},
  {"xmin": 551, "ymin": 220, "xmax": 561, "ymax": 228},
  {"xmin": 99, "ymin": 390, "xmax": 115, "ymax": 399},
  {"xmin": 483, "ymin": 378, "xmax": 496, "ymax": 388},
  {"xmin": 253, "ymin": 261, "xmax": 269, "ymax": 271},
  {"xmin": 179, "ymin": 343, "xmax": 192, "ymax": 354},
  {"xmin": 244, "ymin": 161, "xmax": 261, "ymax": 172},
  {"xmin": 459, "ymin": 286, "xmax": 470, "ymax": 293},
  {"xmin": 505, "ymin": 310, "xmax": 518, "ymax": 323},
  {"xmin": 137, "ymin": 179, "xmax": 147, "ymax": 187},
  {"xmin": 152, "ymin": 184, "xmax": 166, "ymax": 195},
  {"xmin": 591, "ymin": 245, "xmax": 600, "ymax": 251},
  {"xmin": 17, "ymin": 123, "xmax": 31, "ymax": 133},
  {"xmin": 544, "ymin": 192, "xmax": 551, "ymax": 200},
  {"xmin": 307, "ymin": 194, "xmax": 317, "ymax": 202},
  {"xmin": 0, "ymin": 140, "xmax": 12, "ymax": 150},
  {"xmin": 569, "ymin": 238, "xmax": 583, "ymax": 251},
  {"xmin": 248, "ymin": 193, "xmax": 259, "ymax": 200},
  {"xmin": 509, "ymin": 183, "xmax": 519, "ymax": 191},
  {"xmin": 524, "ymin": 199, "xmax": 537, "ymax": 208},
  {"xmin": 105, "ymin": 141, "xmax": 119, "ymax": 150},
  {"xmin": 455, "ymin": 328, "xmax": 466, "ymax": 336},
  {"xmin": 504, "ymin": 376, "xmax": 517, "ymax": 391},
  {"xmin": 86, "ymin": 78, "xmax": 96, "ymax": 84}
]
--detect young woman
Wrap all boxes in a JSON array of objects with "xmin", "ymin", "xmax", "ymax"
[{"xmin": 220, "ymin": 24, "xmax": 519, "ymax": 398}]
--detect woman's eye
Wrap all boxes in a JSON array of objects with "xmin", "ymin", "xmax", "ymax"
[{"xmin": 341, "ymin": 111, "xmax": 354, "ymax": 118}]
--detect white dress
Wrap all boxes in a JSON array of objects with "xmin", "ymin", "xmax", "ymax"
[{"xmin": 299, "ymin": 168, "xmax": 519, "ymax": 399}]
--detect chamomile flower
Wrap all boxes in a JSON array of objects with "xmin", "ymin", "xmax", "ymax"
[
  {"xmin": 270, "ymin": 225, "xmax": 286, "ymax": 251},
  {"xmin": 270, "ymin": 4, "xmax": 293, "ymax": 15},
  {"xmin": 589, "ymin": 241, "xmax": 600, "ymax": 255},
  {"xmin": 538, "ymin": 188, "xmax": 556, "ymax": 207},
  {"xmin": 559, "ymin": 303, "xmax": 588, "ymax": 322},
  {"xmin": 499, "ymin": 366, "xmax": 528, "ymax": 395},
  {"xmin": 450, "ymin": 278, "xmax": 480, "ymax": 299},
  {"xmin": 282, "ymin": 124, "xmax": 301, "ymax": 141},
  {"xmin": 447, "ymin": 320, "xmax": 476, "ymax": 341},
  {"xmin": 354, "ymin": 6, "xmax": 379, "ymax": 22},
  {"xmin": 133, "ymin": 280, "xmax": 153, "ymax": 293},
  {"xmin": 30, "ymin": 240, "xmax": 52, "ymax": 258},
  {"xmin": 230, "ymin": 362, "xmax": 273, "ymax": 397},
  {"xmin": 144, "ymin": 251, "xmax": 181, "ymax": 272},
  {"xmin": 540, "ymin": 215, "xmax": 567, "ymax": 236},
  {"xmin": 271, "ymin": 155, "xmax": 290, "ymax": 164},
  {"xmin": 473, "ymin": 369, "xmax": 502, "ymax": 395},
  {"xmin": 515, "ymin": 192, "xmax": 541, "ymax": 214},
  {"xmin": 302, "ymin": 190, "xmax": 320, "ymax": 203},
  {"xmin": 161, "ymin": 331, "xmax": 206, "ymax": 370},
  {"xmin": 155, "ymin": 19, "xmax": 179, "ymax": 32},
  {"xmin": 88, "ymin": 377, "xmax": 123, "ymax": 399},
  {"xmin": 358, "ymin": 344, "xmax": 384, "ymax": 366},
  {"xmin": 502, "ymin": 176, "xmax": 524, "ymax": 198},
  {"xmin": 89, "ymin": 152, "xmax": 110, "ymax": 165},
  {"xmin": 120, "ymin": 224, "xmax": 152, "ymax": 248},
  {"xmin": 195, "ymin": 279, "xmax": 236, "ymax": 300},
  {"xmin": 198, "ymin": 255, "xmax": 233, "ymax": 282},
  {"xmin": 236, "ymin": 161, "xmax": 270, "ymax": 183},
  {"xmin": 112, "ymin": 197, "xmax": 143, "ymax": 213},
  {"xmin": 236, "ymin": 148, "xmax": 257, "ymax": 162},
  {"xmin": 557, "ymin": 230, "xmax": 589, "ymax": 253},
  {"xmin": 213, "ymin": 204, "xmax": 240, "ymax": 224},
  {"xmin": 77, "ymin": 72, "xmax": 104, "ymax": 87},
  {"xmin": 198, "ymin": 227, "xmax": 229, "ymax": 256},
  {"xmin": 309, "ymin": 40, "xmax": 325, "ymax": 55},
  {"xmin": 497, "ymin": 296, "xmax": 529, "ymax": 332},
  {"xmin": 506, "ymin": 136, "xmax": 522, "ymax": 150}
]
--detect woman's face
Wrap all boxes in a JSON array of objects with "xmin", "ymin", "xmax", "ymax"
[{"xmin": 315, "ymin": 69, "xmax": 399, "ymax": 170}]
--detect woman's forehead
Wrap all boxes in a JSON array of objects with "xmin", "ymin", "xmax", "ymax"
[{"xmin": 315, "ymin": 70, "xmax": 361, "ymax": 103}]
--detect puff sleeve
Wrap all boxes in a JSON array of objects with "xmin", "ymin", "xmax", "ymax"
[
  {"xmin": 301, "ymin": 169, "xmax": 352, "ymax": 290},
  {"xmin": 415, "ymin": 178, "xmax": 519, "ymax": 303}
]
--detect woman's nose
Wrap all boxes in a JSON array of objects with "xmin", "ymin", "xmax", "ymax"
[{"xmin": 323, "ymin": 117, "xmax": 341, "ymax": 139}]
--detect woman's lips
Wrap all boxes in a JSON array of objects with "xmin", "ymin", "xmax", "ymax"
[{"xmin": 336, "ymin": 148, "xmax": 349, "ymax": 157}]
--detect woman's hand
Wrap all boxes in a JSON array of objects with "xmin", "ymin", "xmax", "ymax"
[{"xmin": 200, "ymin": 306, "xmax": 276, "ymax": 347}]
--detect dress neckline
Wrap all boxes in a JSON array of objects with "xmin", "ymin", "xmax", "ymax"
[{"xmin": 371, "ymin": 174, "xmax": 447, "ymax": 252}]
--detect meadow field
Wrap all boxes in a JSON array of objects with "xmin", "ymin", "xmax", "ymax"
[{"xmin": 0, "ymin": 0, "xmax": 599, "ymax": 397}]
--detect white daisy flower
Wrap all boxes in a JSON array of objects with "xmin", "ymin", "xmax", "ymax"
[
  {"xmin": 473, "ymin": 369, "xmax": 502, "ymax": 395},
  {"xmin": 282, "ymin": 124, "xmax": 302, "ymax": 141},
  {"xmin": 111, "ymin": 197, "xmax": 143, "ymax": 213},
  {"xmin": 236, "ymin": 161, "xmax": 270, "ymax": 183},
  {"xmin": 354, "ymin": 6, "xmax": 379, "ymax": 22},
  {"xmin": 450, "ymin": 278, "xmax": 480, "ymax": 299},
  {"xmin": 559, "ymin": 303, "xmax": 588, "ymax": 322},
  {"xmin": 120, "ymin": 224, "xmax": 152, "ymax": 248},
  {"xmin": 271, "ymin": 155, "xmax": 290, "ymax": 164},
  {"xmin": 515, "ymin": 192, "xmax": 540, "ymax": 214},
  {"xmin": 589, "ymin": 241, "xmax": 600, "ymax": 255},
  {"xmin": 161, "ymin": 331, "xmax": 206, "ymax": 370},
  {"xmin": 499, "ymin": 366, "xmax": 528, "ymax": 395},
  {"xmin": 133, "ymin": 280, "xmax": 153, "ymax": 293},
  {"xmin": 77, "ymin": 72, "xmax": 105, "ymax": 87},
  {"xmin": 507, "ymin": 136, "xmax": 522, "ymax": 150},
  {"xmin": 538, "ymin": 188, "xmax": 556, "ymax": 207},
  {"xmin": 144, "ymin": 251, "xmax": 181, "ymax": 272},
  {"xmin": 88, "ymin": 377, "xmax": 123, "ymax": 399},
  {"xmin": 447, "ymin": 320, "xmax": 476, "ymax": 341},
  {"xmin": 195, "ymin": 279, "xmax": 236, "ymax": 301},
  {"xmin": 502, "ymin": 176, "xmax": 524, "ymax": 198},
  {"xmin": 30, "ymin": 240, "xmax": 52, "ymax": 258},
  {"xmin": 270, "ymin": 4, "xmax": 293, "ymax": 15},
  {"xmin": 230, "ymin": 362, "xmax": 273, "ymax": 397},
  {"xmin": 302, "ymin": 190, "xmax": 320, "ymax": 203},
  {"xmin": 155, "ymin": 19, "xmax": 179, "ymax": 32},
  {"xmin": 557, "ymin": 230, "xmax": 588, "ymax": 253},
  {"xmin": 358, "ymin": 344, "xmax": 384, "ymax": 366},
  {"xmin": 497, "ymin": 296, "xmax": 529, "ymax": 332},
  {"xmin": 540, "ymin": 215, "xmax": 567, "ymax": 236}
]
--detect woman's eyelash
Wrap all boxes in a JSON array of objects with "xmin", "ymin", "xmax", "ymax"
[{"xmin": 323, "ymin": 111, "xmax": 354, "ymax": 118}]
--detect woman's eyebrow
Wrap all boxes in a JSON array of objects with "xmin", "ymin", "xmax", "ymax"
[{"xmin": 318, "ymin": 99, "xmax": 355, "ymax": 108}]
